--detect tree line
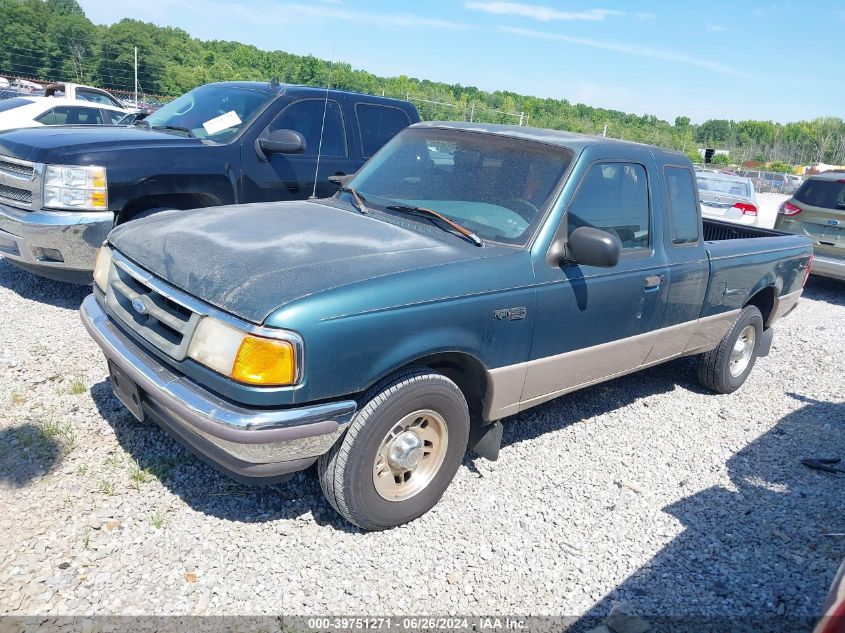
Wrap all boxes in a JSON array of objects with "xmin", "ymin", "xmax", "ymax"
[{"xmin": 2, "ymin": 0, "xmax": 844, "ymax": 168}]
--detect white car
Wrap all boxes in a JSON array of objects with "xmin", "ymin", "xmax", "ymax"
[
  {"xmin": 696, "ymin": 172, "xmax": 760, "ymax": 226},
  {"xmin": 0, "ymin": 97, "xmax": 129, "ymax": 131}
]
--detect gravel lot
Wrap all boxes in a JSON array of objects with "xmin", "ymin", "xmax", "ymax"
[{"xmin": 0, "ymin": 256, "xmax": 843, "ymax": 625}]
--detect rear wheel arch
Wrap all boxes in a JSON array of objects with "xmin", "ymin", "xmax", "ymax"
[{"xmin": 744, "ymin": 285, "xmax": 777, "ymax": 328}]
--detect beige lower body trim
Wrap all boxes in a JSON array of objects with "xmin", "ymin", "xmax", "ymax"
[
  {"xmin": 770, "ymin": 289, "xmax": 802, "ymax": 326},
  {"xmin": 484, "ymin": 309, "xmax": 741, "ymax": 420}
]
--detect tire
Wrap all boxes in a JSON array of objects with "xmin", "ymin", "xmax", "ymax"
[
  {"xmin": 318, "ymin": 368, "xmax": 470, "ymax": 531},
  {"xmin": 697, "ymin": 305, "xmax": 764, "ymax": 394}
]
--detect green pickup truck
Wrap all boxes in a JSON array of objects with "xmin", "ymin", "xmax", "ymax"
[{"xmin": 81, "ymin": 122, "xmax": 813, "ymax": 530}]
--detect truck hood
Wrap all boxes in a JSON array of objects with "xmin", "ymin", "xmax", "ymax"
[
  {"xmin": 108, "ymin": 201, "xmax": 482, "ymax": 323},
  {"xmin": 0, "ymin": 125, "xmax": 202, "ymax": 163}
]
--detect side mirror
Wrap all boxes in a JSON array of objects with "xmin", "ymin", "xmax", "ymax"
[
  {"xmin": 256, "ymin": 129, "xmax": 306, "ymax": 158},
  {"xmin": 554, "ymin": 226, "xmax": 621, "ymax": 268}
]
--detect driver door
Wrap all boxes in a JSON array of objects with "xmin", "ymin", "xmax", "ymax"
[
  {"xmin": 522, "ymin": 158, "xmax": 669, "ymax": 408},
  {"xmin": 242, "ymin": 98, "xmax": 359, "ymax": 202}
]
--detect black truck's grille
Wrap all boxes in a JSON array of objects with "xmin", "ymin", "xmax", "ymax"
[
  {"xmin": 0, "ymin": 159, "xmax": 34, "ymax": 180},
  {"xmin": 0, "ymin": 183, "xmax": 32, "ymax": 204},
  {"xmin": 106, "ymin": 258, "xmax": 202, "ymax": 360}
]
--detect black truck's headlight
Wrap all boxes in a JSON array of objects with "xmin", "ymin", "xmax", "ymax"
[{"xmin": 43, "ymin": 165, "xmax": 108, "ymax": 211}]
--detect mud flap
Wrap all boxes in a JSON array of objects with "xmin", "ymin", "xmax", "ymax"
[
  {"xmin": 468, "ymin": 420, "xmax": 503, "ymax": 461},
  {"xmin": 758, "ymin": 327, "xmax": 774, "ymax": 357}
]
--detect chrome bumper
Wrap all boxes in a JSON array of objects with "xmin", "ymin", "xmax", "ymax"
[
  {"xmin": 80, "ymin": 294, "xmax": 356, "ymax": 483},
  {"xmin": 811, "ymin": 254, "xmax": 845, "ymax": 282},
  {"xmin": 0, "ymin": 202, "xmax": 113, "ymax": 282}
]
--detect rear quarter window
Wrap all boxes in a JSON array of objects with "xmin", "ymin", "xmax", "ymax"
[
  {"xmin": 794, "ymin": 179, "xmax": 845, "ymax": 210},
  {"xmin": 665, "ymin": 166, "xmax": 700, "ymax": 245},
  {"xmin": 356, "ymin": 103, "xmax": 412, "ymax": 157}
]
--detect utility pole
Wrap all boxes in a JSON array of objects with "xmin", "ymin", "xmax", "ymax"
[
  {"xmin": 134, "ymin": 46, "xmax": 138, "ymax": 107},
  {"xmin": 602, "ymin": 124, "xmax": 608, "ymax": 138},
  {"xmin": 518, "ymin": 112, "xmax": 525, "ymax": 126},
  {"xmin": 469, "ymin": 103, "xmax": 475, "ymax": 123}
]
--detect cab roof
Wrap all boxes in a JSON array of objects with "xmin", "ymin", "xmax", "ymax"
[{"xmin": 413, "ymin": 120, "xmax": 687, "ymax": 159}]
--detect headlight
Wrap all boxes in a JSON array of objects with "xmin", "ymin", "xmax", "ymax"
[
  {"xmin": 92, "ymin": 245, "xmax": 112, "ymax": 292},
  {"xmin": 43, "ymin": 164, "xmax": 108, "ymax": 211},
  {"xmin": 187, "ymin": 317, "xmax": 297, "ymax": 386}
]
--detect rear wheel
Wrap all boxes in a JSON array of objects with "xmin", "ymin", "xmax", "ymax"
[
  {"xmin": 697, "ymin": 305, "xmax": 763, "ymax": 394},
  {"xmin": 318, "ymin": 368, "xmax": 470, "ymax": 531}
]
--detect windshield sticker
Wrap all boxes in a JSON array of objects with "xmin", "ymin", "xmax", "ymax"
[{"xmin": 202, "ymin": 110, "xmax": 242, "ymax": 135}]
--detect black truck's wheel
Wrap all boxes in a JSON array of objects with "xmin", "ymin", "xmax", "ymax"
[
  {"xmin": 318, "ymin": 368, "xmax": 470, "ymax": 531},
  {"xmin": 697, "ymin": 305, "xmax": 764, "ymax": 394}
]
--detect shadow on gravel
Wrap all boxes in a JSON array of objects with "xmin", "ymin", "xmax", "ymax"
[
  {"xmin": 0, "ymin": 423, "xmax": 63, "ymax": 487},
  {"xmin": 803, "ymin": 275, "xmax": 845, "ymax": 307},
  {"xmin": 89, "ymin": 379, "xmax": 361, "ymax": 532},
  {"xmin": 498, "ymin": 355, "xmax": 703, "ymax": 451},
  {"xmin": 0, "ymin": 258, "xmax": 90, "ymax": 309},
  {"xmin": 570, "ymin": 395, "xmax": 845, "ymax": 632}
]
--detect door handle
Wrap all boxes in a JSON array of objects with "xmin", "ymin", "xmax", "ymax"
[{"xmin": 644, "ymin": 274, "xmax": 663, "ymax": 290}]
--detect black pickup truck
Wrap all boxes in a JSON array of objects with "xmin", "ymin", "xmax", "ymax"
[{"xmin": 0, "ymin": 81, "xmax": 419, "ymax": 282}]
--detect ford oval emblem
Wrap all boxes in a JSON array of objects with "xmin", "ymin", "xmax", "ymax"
[
  {"xmin": 131, "ymin": 297, "xmax": 148, "ymax": 315},
  {"xmin": 827, "ymin": 219, "xmax": 840, "ymax": 226}
]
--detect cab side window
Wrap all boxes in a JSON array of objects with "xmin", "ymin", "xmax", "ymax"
[
  {"xmin": 567, "ymin": 162, "xmax": 650, "ymax": 251},
  {"xmin": 270, "ymin": 99, "xmax": 347, "ymax": 157},
  {"xmin": 356, "ymin": 104, "xmax": 412, "ymax": 157},
  {"xmin": 664, "ymin": 166, "xmax": 700, "ymax": 245}
]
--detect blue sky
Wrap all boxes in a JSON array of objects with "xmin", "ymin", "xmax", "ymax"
[{"xmin": 77, "ymin": 0, "xmax": 844, "ymax": 124}]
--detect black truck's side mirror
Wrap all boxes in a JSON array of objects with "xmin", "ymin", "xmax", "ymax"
[
  {"xmin": 550, "ymin": 226, "xmax": 621, "ymax": 268},
  {"xmin": 256, "ymin": 129, "xmax": 306, "ymax": 158}
]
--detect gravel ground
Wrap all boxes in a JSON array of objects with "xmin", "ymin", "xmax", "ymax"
[{"xmin": 0, "ymin": 256, "xmax": 843, "ymax": 624}]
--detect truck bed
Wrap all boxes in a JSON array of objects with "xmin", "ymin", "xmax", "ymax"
[
  {"xmin": 703, "ymin": 218, "xmax": 787, "ymax": 241},
  {"xmin": 702, "ymin": 218, "xmax": 813, "ymax": 318}
]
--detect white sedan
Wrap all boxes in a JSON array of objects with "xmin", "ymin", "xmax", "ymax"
[
  {"xmin": 697, "ymin": 172, "xmax": 761, "ymax": 226},
  {"xmin": 0, "ymin": 97, "xmax": 129, "ymax": 131}
]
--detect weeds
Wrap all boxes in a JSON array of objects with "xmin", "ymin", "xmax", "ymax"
[
  {"xmin": 150, "ymin": 510, "xmax": 166, "ymax": 529},
  {"xmin": 40, "ymin": 420, "xmax": 75, "ymax": 455},
  {"xmin": 97, "ymin": 479, "xmax": 115, "ymax": 496},
  {"xmin": 10, "ymin": 392, "xmax": 26, "ymax": 406},
  {"xmin": 130, "ymin": 463, "xmax": 154, "ymax": 488},
  {"xmin": 69, "ymin": 378, "xmax": 86, "ymax": 395}
]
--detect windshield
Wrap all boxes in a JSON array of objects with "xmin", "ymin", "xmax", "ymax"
[
  {"xmin": 144, "ymin": 84, "xmax": 273, "ymax": 141},
  {"xmin": 696, "ymin": 176, "xmax": 751, "ymax": 198},
  {"xmin": 345, "ymin": 127, "xmax": 573, "ymax": 245}
]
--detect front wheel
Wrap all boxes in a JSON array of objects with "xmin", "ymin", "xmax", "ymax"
[
  {"xmin": 697, "ymin": 305, "xmax": 763, "ymax": 394},
  {"xmin": 318, "ymin": 368, "xmax": 470, "ymax": 531}
]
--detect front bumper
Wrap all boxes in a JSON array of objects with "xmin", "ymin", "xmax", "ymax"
[
  {"xmin": 80, "ymin": 294, "xmax": 357, "ymax": 484},
  {"xmin": 0, "ymin": 202, "xmax": 113, "ymax": 283},
  {"xmin": 811, "ymin": 254, "xmax": 845, "ymax": 282}
]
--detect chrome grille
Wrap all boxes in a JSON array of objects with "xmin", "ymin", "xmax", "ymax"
[
  {"xmin": 0, "ymin": 183, "xmax": 31, "ymax": 204},
  {"xmin": 0, "ymin": 159, "xmax": 34, "ymax": 180},
  {"xmin": 0, "ymin": 154, "xmax": 39, "ymax": 210},
  {"xmin": 106, "ymin": 257, "xmax": 202, "ymax": 360}
]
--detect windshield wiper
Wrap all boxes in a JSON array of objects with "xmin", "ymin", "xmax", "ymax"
[
  {"xmin": 386, "ymin": 204, "xmax": 483, "ymax": 246},
  {"xmin": 151, "ymin": 125, "xmax": 195, "ymax": 138},
  {"xmin": 339, "ymin": 186, "xmax": 369, "ymax": 215}
]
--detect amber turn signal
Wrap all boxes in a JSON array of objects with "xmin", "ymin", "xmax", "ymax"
[{"xmin": 231, "ymin": 336, "xmax": 295, "ymax": 386}]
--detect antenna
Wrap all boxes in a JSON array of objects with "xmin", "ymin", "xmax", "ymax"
[{"xmin": 310, "ymin": 44, "xmax": 336, "ymax": 200}]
